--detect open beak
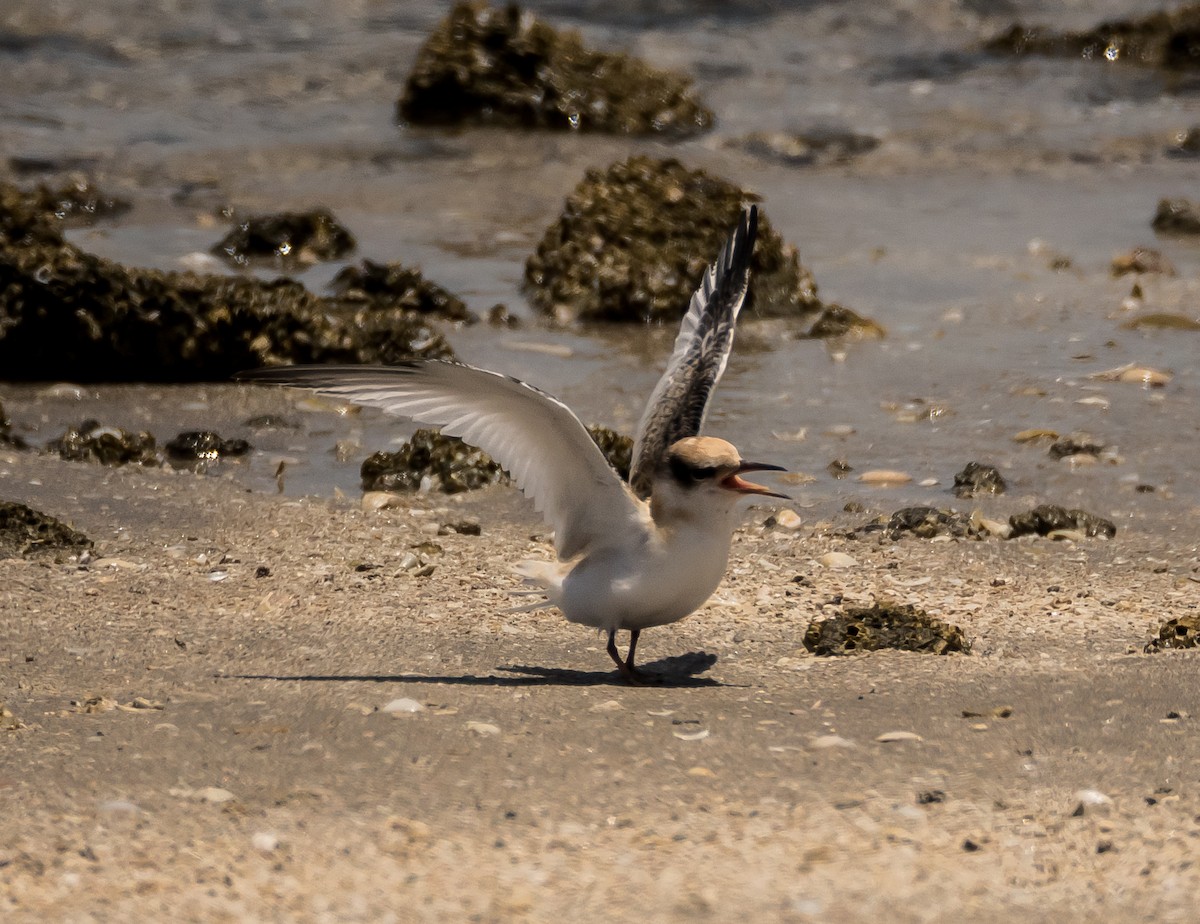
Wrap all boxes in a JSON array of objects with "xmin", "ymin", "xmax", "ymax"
[{"xmin": 720, "ymin": 461, "xmax": 790, "ymax": 499}]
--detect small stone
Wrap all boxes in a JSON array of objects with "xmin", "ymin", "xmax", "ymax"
[
  {"xmin": 467, "ymin": 721, "xmax": 501, "ymax": 737},
  {"xmin": 687, "ymin": 766, "xmax": 715, "ymax": 778},
  {"xmin": 589, "ymin": 700, "xmax": 623, "ymax": 713},
  {"xmin": 673, "ymin": 728, "xmax": 710, "ymax": 741},
  {"xmin": 194, "ymin": 787, "xmax": 236, "ymax": 804},
  {"xmin": 818, "ymin": 552, "xmax": 858, "ymax": 570},
  {"xmin": 362, "ymin": 491, "xmax": 406, "ymax": 512},
  {"xmin": 381, "ymin": 698, "xmax": 425, "ymax": 715},
  {"xmin": 876, "ymin": 730, "xmax": 923, "ymax": 743},
  {"xmin": 808, "ymin": 734, "xmax": 856, "ymax": 750},
  {"xmin": 251, "ymin": 832, "xmax": 280, "ymax": 852},
  {"xmin": 768, "ymin": 509, "xmax": 803, "ymax": 531},
  {"xmin": 857, "ymin": 469, "xmax": 913, "ymax": 486}
]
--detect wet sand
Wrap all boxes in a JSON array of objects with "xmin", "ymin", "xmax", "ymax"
[{"xmin": 3, "ymin": 445, "xmax": 1200, "ymax": 922}]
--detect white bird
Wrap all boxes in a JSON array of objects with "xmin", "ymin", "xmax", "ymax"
[{"xmin": 240, "ymin": 204, "xmax": 786, "ymax": 682}]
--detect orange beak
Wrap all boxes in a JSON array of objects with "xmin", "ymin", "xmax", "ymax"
[{"xmin": 720, "ymin": 461, "xmax": 789, "ymax": 499}]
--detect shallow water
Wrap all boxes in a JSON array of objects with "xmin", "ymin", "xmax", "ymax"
[{"xmin": 3, "ymin": 0, "xmax": 1200, "ymax": 533}]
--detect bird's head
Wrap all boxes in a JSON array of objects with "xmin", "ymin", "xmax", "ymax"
[{"xmin": 652, "ymin": 436, "xmax": 788, "ymax": 519}]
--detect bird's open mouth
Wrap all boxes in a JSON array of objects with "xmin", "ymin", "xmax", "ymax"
[{"xmin": 721, "ymin": 462, "xmax": 789, "ymax": 499}]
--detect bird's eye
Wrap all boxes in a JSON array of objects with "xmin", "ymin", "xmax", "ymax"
[{"xmin": 692, "ymin": 466, "xmax": 718, "ymax": 480}]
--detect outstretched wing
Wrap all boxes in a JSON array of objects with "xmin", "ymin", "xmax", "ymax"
[
  {"xmin": 628, "ymin": 205, "xmax": 758, "ymax": 498},
  {"xmin": 239, "ymin": 362, "xmax": 647, "ymax": 559}
]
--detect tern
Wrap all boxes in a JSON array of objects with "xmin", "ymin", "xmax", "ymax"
[{"xmin": 240, "ymin": 204, "xmax": 786, "ymax": 682}]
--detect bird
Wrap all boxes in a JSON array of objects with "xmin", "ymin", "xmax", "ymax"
[{"xmin": 239, "ymin": 204, "xmax": 786, "ymax": 683}]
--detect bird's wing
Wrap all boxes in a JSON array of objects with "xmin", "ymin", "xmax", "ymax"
[
  {"xmin": 239, "ymin": 362, "xmax": 646, "ymax": 559},
  {"xmin": 628, "ymin": 204, "xmax": 758, "ymax": 498}
]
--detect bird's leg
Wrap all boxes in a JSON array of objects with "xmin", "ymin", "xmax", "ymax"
[{"xmin": 607, "ymin": 629, "xmax": 645, "ymax": 684}]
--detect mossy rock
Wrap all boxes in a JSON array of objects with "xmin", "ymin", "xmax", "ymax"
[
  {"xmin": 1145, "ymin": 614, "xmax": 1200, "ymax": 651},
  {"xmin": 398, "ymin": 1, "xmax": 712, "ymax": 137},
  {"xmin": 952, "ymin": 461, "xmax": 1006, "ymax": 499},
  {"xmin": 0, "ymin": 183, "xmax": 454, "ymax": 382},
  {"xmin": 211, "ymin": 208, "xmax": 356, "ymax": 268},
  {"xmin": 331, "ymin": 260, "xmax": 476, "ymax": 323},
  {"xmin": 165, "ymin": 431, "xmax": 251, "ymax": 463},
  {"xmin": 1152, "ymin": 198, "xmax": 1200, "ymax": 235},
  {"xmin": 883, "ymin": 506, "xmax": 980, "ymax": 540},
  {"xmin": 804, "ymin": 602, "xmax": 970, "ymax": 656},
  {"xmin": 986, "ymin": 6, "xmax": 1200, "ymax": 70},
  {"xmin": 0, "ymin": 501, "xmax": 92, "ymax": 560},
  {"xmin": 1008, "ymin": 505, "xmax": 1115, "ymax": 539},
  {"xmin": 525, "ymin": 155, "xmax": 842, "ymax": 326},
  {"xmin": 360, "ymin": 424, "xmax": 633, "ymax": 494},
  {"xmin": 46, "ymin": 420, "xmax": 160, "ymax": 467}
]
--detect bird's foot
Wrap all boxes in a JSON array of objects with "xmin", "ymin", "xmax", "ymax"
[{"xmin": 616, "ymin": 662, "xmax": 661, "ymax": 686}]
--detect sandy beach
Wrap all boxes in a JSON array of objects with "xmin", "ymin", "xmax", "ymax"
[{"xmin": 3, "ymin": 441, "xmax": 1200, "ymax": 922}]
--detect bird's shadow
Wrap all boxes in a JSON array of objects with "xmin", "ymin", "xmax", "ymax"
[{"xmin": 229, "ymin": 651, "xmax": 725, "ymax": 688}]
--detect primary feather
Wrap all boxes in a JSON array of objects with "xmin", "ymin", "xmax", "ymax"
[
  {"xmin": 238, "ymin": 362, "xmax": 646, "ymax": 559},
  {"xmin": 628, "ymin": 205, "xmax": 758, "ymax": 499}
]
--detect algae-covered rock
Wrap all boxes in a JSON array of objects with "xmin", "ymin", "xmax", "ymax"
[
  {"xmin": 0, "ymin": 500, "xmax": 92, "ymax": 560},
  {"xmin": 361, "ymin": 424, "xmax": 634, "ymax": 494},
  {"xmin": 1145, "ymin": 614, "xmax": 1200, "ymax": 651},
  {"xmin": 0, "ymin": 183, "xmax": 453, "ymax": 382},
  {"xmin": 398, "ymin": 1, "xmax": 712, "ymax": 137},
  {"xmin": 883, "ymin": 506, "xmax": 979, "ymax": 540},
  {"xmin": 525, "ymin": 156, "xmax": 851, "ymax": 328},
  {"xmin": 729, "ymin": 129, "xmax": 879, "ymax": 167},
  {"xmin": 1111, "ymin": 247, "xmax": 1175, "ymax": 276},
  {"xmin": 1152, "ymin": 198, "xmax": 1200, "ymax": 235},
  {"xmin": 986, "ymin": 6, "xmax": 1200, "ymax": 70},
  {"xmin": 952, "ymin": 462, "xmax": 1007, "ymax": 499},
  {"xmin": 23, "ymin": 176, "xmax": 130, "ymax": 226},
  {"xmin": 804, "ymin": 602, "xmax": 969, "ymax": 656},
  {"xmin": 211, "ymin": 208, "xmax": 356, "ymax": 268},
  {"xmin": 1008, "ymin": 505, "xmax": 1116, "ymax": 539},
  {"xmin": 46, "ymin": 420, "xmax": 160, "ymax": 467},
  {"xmin": 165, "ymin": 431, "xmax": 251, "ymax": 463},
  {"xmin": 361, "ymin": 428, "xmax": 506, "ymax": 494},
  {"xmin": 585, "ymin": 424, "xmax": 633, "ymax": 482},
  {"xmin": 806, "ymin": 303, "xmax": 886, "ymax": 340},
  {"xmin": 330, "ymin": 260, "xmax": 476, "ymax": 323}
]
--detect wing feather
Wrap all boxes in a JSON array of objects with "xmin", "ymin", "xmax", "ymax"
[
  {"xmin": 239, "ymin": 362, "xmax": 646, "ymax": 559},
  {"xmin": 629, "ymin": 205, "xmax": 758, "ymax": 498}
]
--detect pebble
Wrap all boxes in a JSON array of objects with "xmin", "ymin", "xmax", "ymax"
[
  {"xmin": 381, "ymin": 698, "xmax": 424, "ymax": 715},
  {"xmin": 589, "ymin": 700, "xmax": 623, "ymax": 713},
  {"xmin": 876, "ymin": 731, "xmax": 923, "ymax": 743},
  {"xmin": 687, "ymin": 766, "xmax": 715, "ymax": 777},
  {"xmin": 771, "ymin": 509, "xmax": 803, "ymax": 530},
  {"xmin": 858, "ymin": 469, "xmax": 913, "ymax": 485},
  {"xmin": 818, "ymin": 551, "xmax": 858, "ymax": 570},
  {"xmin": 467, "ymin": 721, "xmax": 501, "ymax": 737},
  {"xmin": 673, "ymin": 728, "xmax": 710, "ymax": 741},
  {"xmin": 194, "ymin": 787, "xmax": 236, "ymax": 804},
  {"xmin": 251, "ymin": 832, "xmax": 280, "ymax": 852},
  {"xmin": 808, "ymin": 734, "xmax": 856, "ymax": 750},
  {"xmin": 97, "ymin": 800, "xmax": 141, "ymax": 816},
  {"xmin": 362, "ymin": 491, "xmax": 406, "ymax": 512}
]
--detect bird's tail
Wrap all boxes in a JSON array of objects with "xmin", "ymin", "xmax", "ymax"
[{"xmin": 505, "ymin": 559, "xmax": 567, "ymax": 614}]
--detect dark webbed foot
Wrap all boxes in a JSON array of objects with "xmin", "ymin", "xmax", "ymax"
[{"xmin": 607, "ymin": 629, "xmax": 660, "ymax": 685}]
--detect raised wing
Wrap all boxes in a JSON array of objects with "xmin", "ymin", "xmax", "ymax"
[
  {"xmin": 239, "ymin": 362, "xmax": 646, "ymax": 559},
  {"xmin": 628, "ymin": 204, "xmax": 758, "ymax": 499}
]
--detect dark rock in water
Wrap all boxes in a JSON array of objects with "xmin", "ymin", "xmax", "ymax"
[
  {"xmin": 525, "ymin": 156, "xmax": 860, "ymax": 329},
  {"xmin": 0, "ymin": 500, "xmax": 92, "ymax": 559},
  {"xmin": 165, "ymin": 431, "xmax": 251, "ymax": 462},
  {"xmin": 1049, "ymin": 434, "xmax": 1103, "ymax": 460},
  {"xmin": 586, "ymin": 425, "xmax": 633, "ymax": 481},
  {"xmin": 1152, "ymin": 198, "xmax": 1200, "ymax": 235},
  {"xmin": 0, "ymin": 399, "xmax": 28, "ymax": 449},
  {"xmin": 804, "ymin": 602, "xmax": 970, "ymax": 656},
  {"xmin": 0, "ymin": 183, "xmax": 453, "ymax": 382},
  {"xmin": 806, "ymin": 303, "xmax": 886, "ymax": 340},
  {"xmin": 211, "ymin": 208, "xmax": 356, "ymax": 268},
  {"xmin": 883, "ymin": 506, "xmax": 979, "ymax": 540},
  {"xmin": 361, "ymin": 428, "xmax": 506, "ymax": 494},
  {"xmin": 24, "ymin": 176, "xmax": 130, "ymax": 226},
  {"xmin": 985, "ymin": 6, "xmax": 1200, "ymax": 70},
  {"xmin": 953, "ymin": 462, "xmax": 1007, "ymax": 498},
  {"xmin": 1008, "ymin": 505, "xmax": 1116, "ymax": 539},
  {"xmin": 47, "ymin": 420, "xmax": 159, "ymax": 467},
  {"xmin": 729, "ymin": 129, "xmax": 880, "ymax": 167},
  {"xmin": 1166, "ymin": 125, "xmax": 1200, "ymax": 159},
  {"xmin": 398, "ymin": 1, "xmax": 713, "ymax": 137},
  {"xmin": 1111, "ymin": 247, "xmax": 1176, "ymax": 277},
  {"xmin": 330, "ymin": 260, "xmax": 476, "ymax": 323},
  {"xmin": 1145, "ymin": 614, "xmax": 1200, "ymax": 651},
  {"xmin": 361, "ymin": 424, "xmax": 634, "ymax": 494}
]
